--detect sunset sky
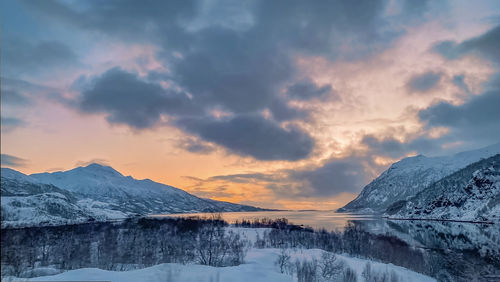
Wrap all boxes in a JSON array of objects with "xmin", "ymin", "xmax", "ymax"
[{"xmin": 2, "ymin": 0, "xmax": 500, "ymax": 210}]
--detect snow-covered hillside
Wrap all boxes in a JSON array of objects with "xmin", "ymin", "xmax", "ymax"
[
  {"xmin": 1, "ymin": 175, "xmax": 93, "ymax": 227},
  {"xmin": 3, "ymin": 248, "xmax": 435, "ymax": 282},
  {"xmin": 1, "ymin": 164, "xmax": 263, "ymax": 227},
  {"xmin": 339, "ymin": 142, "xmax": 500, "ymax": 213},
  {"xmin": 388, "ymin": 154, "xmax": 500, "ymax": 223}
]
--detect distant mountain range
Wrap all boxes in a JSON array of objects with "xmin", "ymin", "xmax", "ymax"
[
  {"xmin": 1, "ymin": 164, "xmax": 264, "ymax": 227},
  {"xmin": 339, "ymin": 143, "xmax": 500, "ymax": 223}
]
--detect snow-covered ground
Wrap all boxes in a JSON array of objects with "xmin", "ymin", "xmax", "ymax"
[
  {"xmin": 2, "ymin": 248, "xmax": 435, "ymax": 282},
  {"xmin": 2, "ymin": 233, "xmax": 435, "ymax": 282}
]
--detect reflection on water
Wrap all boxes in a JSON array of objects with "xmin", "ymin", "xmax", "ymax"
[{"xmin": 150, "ymin": 210, "xmax": 377, "ymax": 231}]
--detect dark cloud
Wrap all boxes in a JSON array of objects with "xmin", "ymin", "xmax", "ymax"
[
  {"xmin": 424, "ymin": 23, "xmax": 500, "ymax": 148},
  {"xmin": 23, "ymin": 0, "xmax": 411, "ymax": 117},
  {"xmin": 2, "ymin": 38, "xmax": 78, "ymax": 75},
  {"xmin": 287, "ymin": 157, "xmax": 369, "ymax": 197},
  {"xmin": 77, "ymin": 67, "xmax": 314, "ymax": 160},
  {"xmin": 176, "ymin": 115, "xmax": 314, "ymax": 161},
  {"xmin": 433, "ymin": 24, "xmax": 500, "ymax": 63},
  {"xmin": 361, "ymin": 134, "xmax": 440, "ymax": 158},
  {"xmin": 286, "ymin": 79, "xmax": 334, "ymax": 101},
  {"xmin": 18, "ymin": 0, "xmax": 437, "ymax": 161},
  {"xmin": 177, "ymin": 137, "xmax": 216, "ymax": 154},
  {"xmin": 269, "ymin": 98, "xmax": 310, "ymax": 122},
  {"xmin": 418, "ymin": 89, "xmax": 500, "ymax": 143},
  {"xmin": 169, "ymin": 0, "xmax": 393, "ymax": 116},
  {"xmin": 21, "ymin": 0, "xmax": 197, "ymax": 48},
  {"xmin": 78, "ymin": 67, "xmax": 197, "ymax": 129},
  {"xmin": 1, "ymin": 154, "xmax": 28, "ymax": 168},
  {"xmin": 406, "ymin": 71, "xmax": 442, "ymax": 93}
]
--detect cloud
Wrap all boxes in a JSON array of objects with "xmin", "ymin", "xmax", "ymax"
[
  {"xmin": 2, "ymin": 89, "xmax": 30, "ymax": 105},
  {"xmin": 14, "ymin": 0, "xmax": 453, "ymax": 163},
  {"xmin": 78, "ymin": 67, "xmax": 197, "ymax": 129},
  {"xmin": 452, "ymin": 74, "xmax": 470, "ymax": 94},
  {"xmin": 286, "ymin": 78, "xmax": 334, "ymax": 100},
  {"xmin": 418, "ymin": 89, "xmax": 500, "ymax": 143},
  {"xmin": 74, "ymin": 158, "xmax": 109, "ymax": 167},
  {"xmin": 1, "ymin": 154, "xmax": 28, "ymax": 167},
  {"xmin": 406, "ymin": 71, "xmax": 442, "ymax": 93},
  {"xmin": 424, "ymin": 23, "xmax": 500, "ymax": 148},
  {"xmin": 23, "ymin": 0, "xmax": 412, "ymax": 118},
  {"xmin": 176, "ymin": 115, "xmax": 314, "ymax": 161},
  {"xmin": 1, "ymin": 116, "xmax": 26, "ymax": 132},
  {"xmin": 361, "ymin": 134, "xmax": 442, "ymax": 158},
  {"xmin": 286, "ymin": 157, "xmax": 370, "ymax": 197},
  {"xmin": 268, "ymin": 97, "xmax": 310, "ymax": 122},
  {"xmin": 433, "ymin": 24, "xmax": 500, "ymax": 63},
  {"xmin": 209, "ymin": 172, "xmax": 280, "ymax": 184},
  {"xmin": 194, "ymin": 154, "xmax": 374, "ymax": 199},
  {"xmin": 176, "ymin": 137, "xmax": 216, "ymax": 154},
  {"xmin": 2, "ymin": 38, "xmax": 78, "ymax": 75},
  {"xmin": 77, "ymin": 67, "xmax": 314, "ymax": 160}
]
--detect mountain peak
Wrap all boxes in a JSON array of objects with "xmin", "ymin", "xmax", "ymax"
[{"xmin": 77, "ymin": 163, "xmax": 123, "ymax": 177}]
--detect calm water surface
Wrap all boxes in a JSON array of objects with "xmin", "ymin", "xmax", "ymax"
[{"xmin": 150, "ymin": 210, "xmax": 377, "ymax": 231}]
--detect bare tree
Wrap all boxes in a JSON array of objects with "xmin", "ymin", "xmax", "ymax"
[
  {"xmin": 275, "ymin": 248, "xmax": 291, "ymax": 274},
  {"xmin": 343, "ymin": 267, "xmax": 358, "ymax": 282},
  {"xmin": 318, "ymin": 252, "xmax": 345, "ymax": 281},
  {"xmin": 295, "ymin": 259, "xmax": 318, "ymax": 282}
]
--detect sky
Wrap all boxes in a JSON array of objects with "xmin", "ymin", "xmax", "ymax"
[{"xmin": 1, "ymin": 0, "xmax": 500, "ymax": 210}]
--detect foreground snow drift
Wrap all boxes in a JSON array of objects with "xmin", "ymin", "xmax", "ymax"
[{"xmin": 3, "ymin": 248, "xmax": 435, "ymax": 282}]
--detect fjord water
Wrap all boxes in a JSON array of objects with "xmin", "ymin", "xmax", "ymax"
[{"xmin": 151, "ymin": 210, "xmax": 378, "ymax": 231}]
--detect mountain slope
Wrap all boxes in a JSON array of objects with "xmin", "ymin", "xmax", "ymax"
[
  {"xmin": 339, "ymin": 142, "xmax": 500, "ymax": 213},
  {"xmin": 387, "ymin": 154, "xmax": 500, "ymax": 222},
  {"xmin": 1, "ymin": 170, "xmax": 95, "ymax": 227},
  {"xmin": 1, "ymin": 165, "xmax": 263, "ymax": 227}
]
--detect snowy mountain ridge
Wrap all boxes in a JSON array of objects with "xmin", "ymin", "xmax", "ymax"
[
  {"xmin": 339, "ymin": 142, "xmax": 500, "ymax": 213},
  {"xmin": 1, "ymin": 164, "xmax": 264, "ymax": 227}
]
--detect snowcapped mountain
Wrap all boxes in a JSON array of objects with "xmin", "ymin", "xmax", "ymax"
[
  {"xmin": 1, "ymin": 168, "xmax": 96, "ymax": 227},
  {"xmin": 339, "ymin": 142, "xmax": 500, "ymax": 213},
  {"xmin": 1, "ymin": 164, "xmax": 263, "ymax": 227},
  {"xmin": 387, "ymin": 154, "xmax": 500, "ymax": 223}
]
